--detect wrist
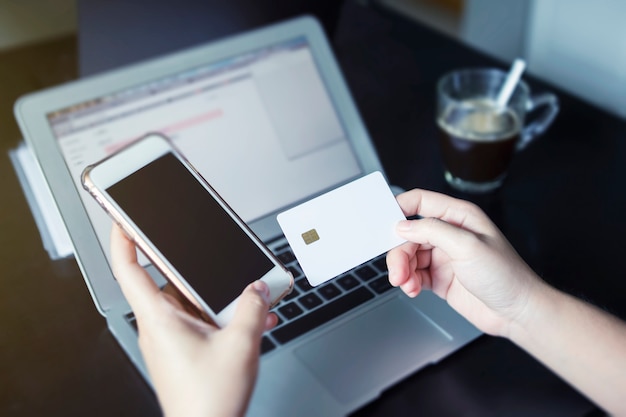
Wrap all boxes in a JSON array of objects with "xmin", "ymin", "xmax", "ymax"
[{"xmin": 504, "ymin": 277, "xmax": 559, "ymax": 344}]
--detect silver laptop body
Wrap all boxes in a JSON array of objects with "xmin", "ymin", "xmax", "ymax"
[{"xmin": 15, "ymin": 16, "xmax": 480, "ymax": 416}]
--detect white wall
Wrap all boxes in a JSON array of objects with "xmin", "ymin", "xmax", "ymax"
[
  {"xmin": 0, "ymin": 0, "xmax": 76, "ymax": 51},
  {"xmin": 381, "ymin": 0, "xmax": 626, "ymax": 118},
  {"xmin": 460, "ymin": 0, "xmax": 529, "ymax": 63},
  {"xmin": 526, "ymin": 0, "xmax": 626, "ymax": 118}
]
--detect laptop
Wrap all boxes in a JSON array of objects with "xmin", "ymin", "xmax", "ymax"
[{"xmin": 15, "ymin": 16, "xmax": 480, "ymax": 416}]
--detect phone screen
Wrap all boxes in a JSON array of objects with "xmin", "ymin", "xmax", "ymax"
[{"xmin": 107, "ymin": 152, "xmax": 274, "ymax": 312}]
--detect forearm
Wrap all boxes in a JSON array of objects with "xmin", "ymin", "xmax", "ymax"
[{"xmin": 508, "ymin": 282, "xmax": 626, "ymax": 416}]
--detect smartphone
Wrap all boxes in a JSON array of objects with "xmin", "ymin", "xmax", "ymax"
[{"xmin": 81, "ymin": 133, "xmax": 293, "ymax": 326}]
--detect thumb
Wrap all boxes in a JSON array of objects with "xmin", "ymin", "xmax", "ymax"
[{"xmin": 228, "ymin": 281, "xmax": 271, "ymax": 339}]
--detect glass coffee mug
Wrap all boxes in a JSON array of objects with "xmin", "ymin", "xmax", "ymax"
[{"xmin": 436, "ymin": 68, "xmax": 559, "ymax": 193}]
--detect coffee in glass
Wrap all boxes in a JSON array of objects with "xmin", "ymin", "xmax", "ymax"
[{"xmin": 436, "ymin": 69, "xmax": 558, "ymax": 193}]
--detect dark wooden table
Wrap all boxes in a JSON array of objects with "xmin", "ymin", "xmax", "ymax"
[{"xmin": 2, "ymin": 1, "xmax": 623, "ymax": 415}]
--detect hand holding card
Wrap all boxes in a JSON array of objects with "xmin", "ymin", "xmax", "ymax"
[{"xmin": 277, "ymin": 172, "xmax": 406, "ymax": 286}]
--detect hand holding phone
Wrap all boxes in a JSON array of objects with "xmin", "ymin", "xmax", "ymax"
[
  {"xmin": 110, "ymin": 224, "xmax": 273, "ymax": 417},
  {"xmin": 82, "ymin": 133, "xmax": 293, "ymax": 326}
]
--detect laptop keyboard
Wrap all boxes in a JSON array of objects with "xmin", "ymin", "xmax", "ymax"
[
  {"xmin": 126, "ymin": 243, "xmax": 394, "ymax": 353},
  {"xmin": 261, "ymin": 242, "xmax": 393, "ymax": 354}
]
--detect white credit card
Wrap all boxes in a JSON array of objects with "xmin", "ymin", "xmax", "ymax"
[{"xmin": 277, "ymin": 171, "xmax": 406, "ymax": 286}]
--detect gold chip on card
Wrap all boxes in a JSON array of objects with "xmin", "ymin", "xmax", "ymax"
[{"xmin": 301, "ymin": 229, "xmax": 320, "ymax": 245}]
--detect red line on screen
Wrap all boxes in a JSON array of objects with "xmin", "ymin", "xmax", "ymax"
[{"xmin": 105, "ymin": 108, "xmax": 224, "ymax": 155}]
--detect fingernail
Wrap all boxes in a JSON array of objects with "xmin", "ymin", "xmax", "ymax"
[
  {"xmin": 252, "ymin": 280, "xmax": 270, "ymax": 303},
  {"xmin": 396, "ymin": 220, "xmax": 412, "ymax": 231}
]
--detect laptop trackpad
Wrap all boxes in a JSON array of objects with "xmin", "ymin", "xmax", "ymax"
[{"xmin": 294, "ymin": 296, "xmax": 452, "ymax": 404}]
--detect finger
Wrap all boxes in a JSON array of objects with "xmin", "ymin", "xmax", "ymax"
[
  {"xmin": 400, "ymin": 279, "xmax": 422, "ymax": 298},
  {"xmin": 395, "ymin": 217, "xmax": 479, "ymax": 261},
  {"xmin": 227, "ymin": 280, "xmax": 270, "ymax": 341},
  {"xmin": 265, "ymin": 313, "xmax": 279, "ymax": 331},
  {"xmin": 396, "ymin": 189, "xmax": 491, "ymax": 233},
  {"xmin": 387, "ymin": 242, "xmax": 431, "ymax": 297},
  {"xmin": 110, "ymin": 224, "xmax": 161, "ymax": 317},
  {"xmin": 386, "ymin": 242, "xmax": 417, "ymax": 287}
]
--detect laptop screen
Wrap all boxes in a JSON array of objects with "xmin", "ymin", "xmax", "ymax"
[{"xmin": 47, "ymin": 37, "xmax": 362, "ymax": 253}]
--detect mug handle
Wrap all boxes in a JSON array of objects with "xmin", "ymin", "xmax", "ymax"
[{"xmin": 517, "ymin": 93, "xmax": 560, "ymax": 151}]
